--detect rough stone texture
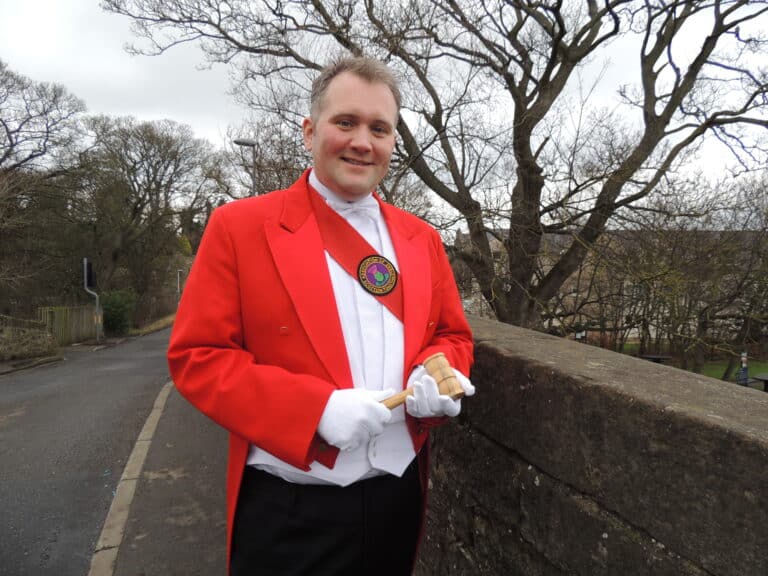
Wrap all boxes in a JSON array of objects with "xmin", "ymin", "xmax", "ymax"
[{"xmin": 417, "ymin": 316, "xmax": 768, "ymax": 576}]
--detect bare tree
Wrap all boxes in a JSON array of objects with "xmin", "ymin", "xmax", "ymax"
[
  {"xmin": 0, "ymin": 59, "xmax": 85, "ymax": 256},
  {"xmin": 0, "ymin": 171, "xmax": 31, "ymax": 290},
  {"xmin": 0, "ymin": 171, "xmax": 24, "ymax": 236},
  {"xmin": 70, "ymin": 116, "xmax": 224, "ymax": 289},
  {"xmin": 103, "ymin": 0, "xmax": 768, "ymax": 327},
  {"xmin": 226, "ymin": 116, "xmax": 308, "ymax": 198},
  {"xmin": 0, "ymin": 59, "xmax": 85, "ymax": 173},
  {"xmin": 588, "ymin": 178, "xmax": 768, "ymax": 375}
]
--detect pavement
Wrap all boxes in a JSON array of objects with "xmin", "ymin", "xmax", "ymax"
[{"xmin": 108, "ymin": 383, "xmax": 228, "ymax": 576}]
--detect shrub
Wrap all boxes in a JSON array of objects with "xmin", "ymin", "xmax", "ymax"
[
  {"xmin": 178, "ymin": 234, "xmax": 193, "ymax": 256},
  {"xmin": 0, "ymin": 326, "xmax": 57, "ymax": 361},
  {"xmin": 102, "ymin": 290, "xmax": 137, "ymax": 336}
]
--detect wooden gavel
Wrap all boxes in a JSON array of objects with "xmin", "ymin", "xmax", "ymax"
[{"xmin": 381, "ymin": 352, "xmax": 465, "ymax": 410}]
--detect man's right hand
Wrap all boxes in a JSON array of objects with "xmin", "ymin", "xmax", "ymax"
[{"xmin": 317, "ymin": 388, "xmax": 394, "ymax": 451}]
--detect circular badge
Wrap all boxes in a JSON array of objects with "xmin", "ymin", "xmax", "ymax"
[{"xmin": 358, "ymin": 255, "xmax": 398, "ymax": 296}]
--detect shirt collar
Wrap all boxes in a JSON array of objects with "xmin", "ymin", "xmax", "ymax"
[{"xmin": 309, "ymin": 169, "xmax": 381, "ymax": 220}]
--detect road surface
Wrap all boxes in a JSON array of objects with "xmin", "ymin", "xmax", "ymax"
[{"xmin": 0, "ymin": 329, "xmax": 171, "ymax": 576}]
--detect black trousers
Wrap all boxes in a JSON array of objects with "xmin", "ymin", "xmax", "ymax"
[{"xmin": 230, "ymin": 460, "xmax": 421, "ymax": 576}]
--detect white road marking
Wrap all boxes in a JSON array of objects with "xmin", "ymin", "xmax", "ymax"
[{"xmin": 87, "ymin": 381, "xmax": 174, "ymax": 576}]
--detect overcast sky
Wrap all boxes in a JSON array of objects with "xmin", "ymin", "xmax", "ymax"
[
  {"xmin": 0, "ymin": 0, "xmax": 246, "ymax": 147},
  {"xmin": 0, "ymin": 1, "xmax": 756, "ymax": 177}
]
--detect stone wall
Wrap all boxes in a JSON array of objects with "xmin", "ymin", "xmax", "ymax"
[{"xmin": 416, "ymin": 316, "xmax": 768, "ymax": 575}]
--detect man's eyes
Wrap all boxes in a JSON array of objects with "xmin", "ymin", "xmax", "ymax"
[{"xmin": 334, "ymin": 119, "xmax": 391, "ymax": 135}]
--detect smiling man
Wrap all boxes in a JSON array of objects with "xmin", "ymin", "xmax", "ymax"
[
  {"xmin": 303, "ymin": 68, "xmax": 397, "ymax": 199},
  {"xmin": 168, "ymin": 56, "xmax": 475, "ymax": 575}
]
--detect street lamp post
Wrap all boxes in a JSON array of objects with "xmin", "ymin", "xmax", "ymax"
[
  {"xmin": 177, "ymin": 269, "xmax": 184, "ymax": 301},
  {"xmin": 233, "ymin": 138, "xmax": 258, "ymax": 196}
]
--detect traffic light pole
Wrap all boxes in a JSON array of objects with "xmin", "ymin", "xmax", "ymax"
[{"xmin": 83, "ymin": 257, "xmax": 103, "ymax": 343}]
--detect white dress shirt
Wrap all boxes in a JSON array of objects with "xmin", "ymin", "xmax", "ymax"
[{"xmin": 246, "ymin": 169, "xmax": 416, "ymax": 486}]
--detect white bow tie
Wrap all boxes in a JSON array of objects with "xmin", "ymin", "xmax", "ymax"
[{"xmin": 325, "ymin": 194, "xmax": 380, "ymax": 221}]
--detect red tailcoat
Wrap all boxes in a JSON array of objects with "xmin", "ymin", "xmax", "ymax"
[{"xmin": 167, "ymin": 170, "xmax": 474, "ymax": 566}]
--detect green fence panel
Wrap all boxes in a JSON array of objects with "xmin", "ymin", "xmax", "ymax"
[{"xmin": 37, "ymin": 305, "xmax": 98, "ymax": 346}]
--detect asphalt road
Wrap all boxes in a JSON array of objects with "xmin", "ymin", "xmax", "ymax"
[{"xmin": 0, "ymin": 329, "xmax": 171, "ymax": 576}]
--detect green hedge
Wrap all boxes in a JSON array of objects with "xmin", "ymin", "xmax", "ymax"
[{"xmin": 102, "ymin": 290, "xmax": 137, "ymax": 336}]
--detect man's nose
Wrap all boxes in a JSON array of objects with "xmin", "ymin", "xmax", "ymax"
[{"xmin": 349, "ymin": 128, "xmax": 374, "ymax": 151}]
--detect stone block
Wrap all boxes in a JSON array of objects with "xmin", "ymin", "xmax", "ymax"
[{"xmin": 433, "ymin": 317, "xmax": 768, "ymax": 576}]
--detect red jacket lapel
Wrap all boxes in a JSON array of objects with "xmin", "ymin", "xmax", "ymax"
[{"xmin": 265, "ymin": 173, "xmax": 353, "ymax": 390}]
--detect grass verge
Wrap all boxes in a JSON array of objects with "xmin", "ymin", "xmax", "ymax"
[
  {"xmin": 700, "ymin": 360, "xmax": 768, "ymax": 381},
  {"xmin": 130, "ymin": 314, "xmax": 176, "ymax": 337}
]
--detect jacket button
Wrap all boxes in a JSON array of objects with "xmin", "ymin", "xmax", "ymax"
[{"xmin": 279, "ymin": 326, "xmax": 289, "ymax": 335}]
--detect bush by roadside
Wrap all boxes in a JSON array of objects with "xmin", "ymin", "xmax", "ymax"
[
  {"xmin": 0, "ymin": 326, "xmax": 58, "ymax": 362},
  {"xmin": 102, "ymin": 289, "xmax": 138, "ymax": 336}
]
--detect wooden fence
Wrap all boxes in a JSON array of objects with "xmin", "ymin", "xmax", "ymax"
[{"xmin": 37, "ymin": 305, "xmax": 99, "ymax": 346}]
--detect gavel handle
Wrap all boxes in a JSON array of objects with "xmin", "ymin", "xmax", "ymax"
[
  {"xmin": 381, "ymin": 388, "xmax": 413, "ymax": 410},
  {"xmin": 380, "ymin": 384, "xmax": 465, "ymax": 410}
]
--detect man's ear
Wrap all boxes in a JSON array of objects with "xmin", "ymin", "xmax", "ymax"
[{"xmin": 302, "ymin": 117, "xmax": 314, "ymax": 151}]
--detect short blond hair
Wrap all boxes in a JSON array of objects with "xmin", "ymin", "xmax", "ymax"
[{"xmin": 310, "ymin": 56, "xmax": 401, "ymax": 119}]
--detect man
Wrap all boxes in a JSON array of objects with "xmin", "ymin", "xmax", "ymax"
[{"xmin": 168, "ymin": 56, "xmax": 474, "ymax": 575}]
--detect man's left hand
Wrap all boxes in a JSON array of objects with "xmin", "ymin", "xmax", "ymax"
[{"xmin": 405, "ymin": 367, "xmax": 475, "ymax": 418}]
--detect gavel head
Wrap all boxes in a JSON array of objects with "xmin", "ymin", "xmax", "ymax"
[{"xmin": 423, "ymin": 352, "xmax": 464, "ymax": 400}]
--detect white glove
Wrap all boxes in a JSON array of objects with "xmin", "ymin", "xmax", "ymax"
[
  {"xmin": 317, "ymin": 388, "xmax": 394, "ymax": 451},
  {"xmin": 405, "ymin": 366, "xmax": 475, "ymax": 418},
  {"xmin": 453, "ymin": 369, "xmax": 476, "ymax": 397}
]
